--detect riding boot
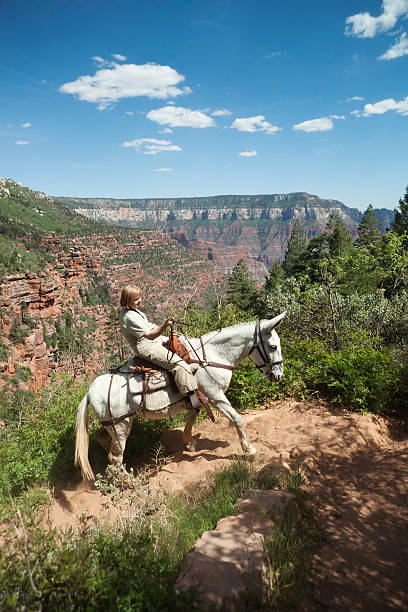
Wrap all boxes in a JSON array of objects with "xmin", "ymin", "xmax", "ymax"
[{"xmin": 187, "ymin": 390, "xmax": 202, "ymax": 409}]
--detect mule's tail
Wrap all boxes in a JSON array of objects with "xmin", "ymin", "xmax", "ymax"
[{"xmin": 75, "ymin": 393, "xmax": 95, "ymax": 481}]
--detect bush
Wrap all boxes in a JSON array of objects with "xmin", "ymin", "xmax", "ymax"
[
  {"xmin": 227, "ymin": 359, "xmax": 306, "ymax": 411},
  {"xmin": 283, "ymin": 335, "xmax": 402, "ymax": 415},
  {"xmin": 0, "ymin": 378, "xmax": 89, "ymax": 514}
]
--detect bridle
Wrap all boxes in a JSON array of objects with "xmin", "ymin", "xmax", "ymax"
[{"xmin": 248, "ymin": 321, "xmax": 283, "ymax": 376}]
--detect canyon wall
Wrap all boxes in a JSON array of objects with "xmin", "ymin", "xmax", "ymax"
[
  {"xmin": 59, "ymin": 193, "xmax": 395, "ymax": 280},
  {"xmin": 0, "ymin": 232, "xmax": 224, "ymax": 392}
]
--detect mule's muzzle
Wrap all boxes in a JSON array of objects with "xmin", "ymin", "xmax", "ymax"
[{"xmin": 268, "ymin": 367, "xmax": 283, "ymax": 382}]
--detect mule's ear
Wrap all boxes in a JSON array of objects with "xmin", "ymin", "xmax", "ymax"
[{"xmin": 264, "ymin": 311, "xmax": 286, "ymax": 331}]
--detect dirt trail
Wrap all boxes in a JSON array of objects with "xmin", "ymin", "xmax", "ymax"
[{"xmin": 46, "ymin": 400, "xmax": 408, "ymax": 611}]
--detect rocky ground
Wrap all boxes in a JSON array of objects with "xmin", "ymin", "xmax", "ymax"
[{"xmin": 46, "ymin": 399, "xmax": 407, "ymax": 611}]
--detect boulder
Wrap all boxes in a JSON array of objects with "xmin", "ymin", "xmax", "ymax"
[{"xmin": 175, "ymin": 489, "xmax": 297, "ymax": 610}]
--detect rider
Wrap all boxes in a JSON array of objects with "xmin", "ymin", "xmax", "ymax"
[{"xmin": 119, "ymin": 285, "xmax": 202, "ymax": 408}]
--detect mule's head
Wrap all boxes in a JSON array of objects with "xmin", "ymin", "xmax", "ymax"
[{"xmin": 249, "ymin": 313, "xmax": 286, "ymax": 382}]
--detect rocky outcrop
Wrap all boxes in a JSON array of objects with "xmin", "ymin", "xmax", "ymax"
[
  {"xmin": 175, "ymin": 489, "xmax": 298, "ymax": 610},
  {"xmin": 1, "ymin": 231, "xmax": 224, "ymax": 391},
  {"xmin": 0, "ymin": 242, "xmax": 105, "ymax": 390}
]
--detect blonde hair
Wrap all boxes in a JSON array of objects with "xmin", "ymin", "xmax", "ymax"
[{"xmin": 120, "ymin": 285, "xmax": 141, "ymax": 309}]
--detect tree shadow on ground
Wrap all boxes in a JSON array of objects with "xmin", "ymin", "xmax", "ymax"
[{"xmin": 256, "ymin": 401, "xmax": 408, "ymax": 612}]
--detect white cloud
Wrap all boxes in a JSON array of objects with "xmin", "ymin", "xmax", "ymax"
[
  {"xmin": 345, "ymin": 0, "xmax": 408, "ymax": 38},
  {"xmin": 359, "ymin": 96, "xmax": 408, "ymax": 116},
  {"xmin": 15, "ymin": 140, "xmax": 29, "ymax": 145},
  {"xmin": 146, "ymin": 106, "xmax": 215, "ymax": 128},
  {"xmin": 159, "ymin": 127, "xmax": 173, "ymax": 134},
  {"xmin": 21, "ymin": 122, "xmax": 31, "ymax": 128},
  {"xmin": 154, "ymin": 167, "xmax": 173, "ymax": 172},
  {"xmin": 125, "ymin": 111, "xmax": 134, "ymax": 116},
  {"xmin": 231, "ymin": 115, "xmax": 280, "ymax": 134},
  {"xmin": 379, "ymin": 31, "xmax": 408, "ymax": 59},
  {"xmin": 330, "ymin": 114, "xmax": 346, "ymax": 120},
  {"xmin": 112, "ymin": 53, "xmax": 127, "ymax": 62},
  {"xmin": 293, "ymin": 117, "xmax": 334, "ymax": 132},
  {"xmin": 265, "ymin": 51, "xmax": 284, "ymax": 58},
  {"xmin": 239, "ymin": 150, "xmax": 258, "ymax": 157},
  {"xmin": 60, "ymin": 62, "xmax": 192, "ymax": 109},
  {"xmin": 211, "ymin": 108, "xmax": 232, "ymax": 116},
  {"xmin": 91, "ymin": 56, "xmax": 107, "ymax": 64},
  {"xmin": 347, "ymin": 96, "xmax": 364, "ymax": 102},
  {"xmin": 350, "ymin": 110, "xmax": 362, "ymax": 116},
  {"xmin": 121, "ymin": 137, "xmax": 182, "ymax": 155}
]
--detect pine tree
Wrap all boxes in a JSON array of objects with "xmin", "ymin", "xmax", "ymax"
[
  {"xmin": 391, "ymin": 187, "xmax": 408, "ymax": 235},
  {"xmin": 227, "ymin": 259, "xmax": 259, "ymax": 313},
  {"xmin": 357, "ymin": 204, "xmax": 382, "ymax": 248},
  {"xmin": 283, "ymin": 219, "xmax": 307, "ymax": 276},
  {"xmin": 264, "ymin": 261, "xmax": 284, "ymax": 292},
  {"xmin": 326, "ymin": 212, "xmax": 354, "ymax": 257}
]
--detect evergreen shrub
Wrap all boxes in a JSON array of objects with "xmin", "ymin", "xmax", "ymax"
[{"xmin": 283, "ymin": 336, "xmax": 402, "ymax": 415}]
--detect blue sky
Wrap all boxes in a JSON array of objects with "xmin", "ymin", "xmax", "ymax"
[{"xmin": 0, "ymin": 0, "xmax": 407, "ymax": 210}]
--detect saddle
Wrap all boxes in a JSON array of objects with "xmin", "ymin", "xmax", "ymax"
[{"xmin": 109, "ymin": 331, "xmax": 214, "ymax": 421}]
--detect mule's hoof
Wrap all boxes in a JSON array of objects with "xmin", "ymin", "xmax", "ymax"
[
  {"xmin": 246, "ymin": 446, "xmax": 257, "ymax": 458},
  {"xmin": 185, "ymin": 440, "xmax": 198, "ymax": 452}
]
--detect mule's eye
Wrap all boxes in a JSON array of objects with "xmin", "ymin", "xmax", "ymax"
[{"xmin": 270, "ymin": 345, "xmax": 277, "ymax": 351}]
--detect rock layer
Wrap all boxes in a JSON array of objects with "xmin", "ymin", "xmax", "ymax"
[{"xmin": 59, "ymin": 192, "xmax": 395, "ymax": 280}]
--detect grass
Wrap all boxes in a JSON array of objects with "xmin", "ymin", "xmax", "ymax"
[{"xmin": 0, "ymin": 459, "xmax": 317, "ymax": 611}]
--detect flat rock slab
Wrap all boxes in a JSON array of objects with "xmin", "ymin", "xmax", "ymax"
[{"xmin": 175, "ymin": 489, "xmax": 297, "ymax": 611}]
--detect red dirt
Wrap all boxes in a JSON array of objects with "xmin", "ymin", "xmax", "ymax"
[{"xmin": 45, "ymin": 400, "xmax": 408, "ymax": 611}]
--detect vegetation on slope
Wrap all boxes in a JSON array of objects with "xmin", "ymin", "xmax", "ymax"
[
  {"xmin": 0, "ymin": 178, "xmax": 105, "ymax": 238},
  {"xmin": 222, "ymin": 191, "xmax": 408, "ymax": 419}
]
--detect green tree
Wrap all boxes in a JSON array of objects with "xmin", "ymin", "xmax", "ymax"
[
  {"xmin": 391, "ymin": 187, "xmax": 408, "ymax": 235},
  {"xmin": 357, "ymin": 204, "xmax": 382, "ymax": 249},
  {"xmin": 264, "ymin": 261, "xmax": 284, "ymax": 292},
  {"xmin": 326, "ymin": 212, "xmax": 354, "ymax": 257},
  {"xmin": 378, "ymin": 231, "xmax": 408, "ymax": 297},
  {"xmin": 227, "ymin": 259, "xmax": 260, "ymax": 313},
  {"xmin": 283, "ymin": 219, "xmax": 307, "ymax": 276}
]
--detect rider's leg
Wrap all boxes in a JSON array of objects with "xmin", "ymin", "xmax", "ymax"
[{"xmin": 134, "ymin": 337, "xmax": 199, "ymax": 396}]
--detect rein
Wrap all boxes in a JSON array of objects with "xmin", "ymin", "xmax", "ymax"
[
  {"xmin": 177, "ymin": 320, "xmax": 282, "ymax": 377},
  {"xmin": 175, "ymin": 321, "xmax": 234, "ymax": 372}
]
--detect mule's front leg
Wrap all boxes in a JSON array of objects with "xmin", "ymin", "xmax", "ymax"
[
  {"xmin": 207, "ymin": 393, "xmax": 257, "ymax": 457},
  {"xmin": 182, "ymin": 408, "xmax": 198, "ymax": 451}
]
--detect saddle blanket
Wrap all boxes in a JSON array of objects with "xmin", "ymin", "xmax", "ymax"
[{"xmin": 114, "ymin": 359, "xmax": 185, "ymax": 413}]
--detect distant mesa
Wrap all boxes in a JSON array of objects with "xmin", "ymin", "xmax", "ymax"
[{"xmin": 57, "ymin": 192, "xmax": 394, "ymax": 281}]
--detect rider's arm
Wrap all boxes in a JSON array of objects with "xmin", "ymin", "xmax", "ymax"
[{"xmin": 143, "ymin": 316, "xmax": 174, "ymax": 340}]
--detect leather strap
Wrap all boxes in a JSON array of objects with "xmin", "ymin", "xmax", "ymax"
[
  {"xmin": 196, "ymin": 389, "xmax": 215, "ymax": 422},
  {"xmin": 187, "ymin": 359, "xmax": 234, "ymax": 371},
  {"xmin": 200, "ymin": 336, "xmax": 207, "ymax": 363}
]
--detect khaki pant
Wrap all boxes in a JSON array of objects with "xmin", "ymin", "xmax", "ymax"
[{"xmin": 134, "ymin": 337, "xmax": 198, "ymax": 396}]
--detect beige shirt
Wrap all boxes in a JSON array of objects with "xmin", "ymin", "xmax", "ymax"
[{"xmin": 119, "ymin": 308, "xmax": 156, "ymax": 351}]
